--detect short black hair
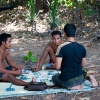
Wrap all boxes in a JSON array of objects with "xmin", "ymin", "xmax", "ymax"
[
  {"xmin": 64, "ymin": 24, "xmax": 76, "ymax": 37},
  {"xmin": 0, "ymin": 33, "xmax": 11, "ymax": 45},
  {"xmin": 51, "ymin": 31, "xmax": 62, "ymax": 37}
]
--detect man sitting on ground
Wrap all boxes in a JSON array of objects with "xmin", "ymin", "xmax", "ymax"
[
  {"xmin": 33, "ymin": 31, "xmax": 63, "ymax": 72},
  {"xmin": 0, "ymin": 33, "xmax": 35, "ymax": 86},
  {"xmin": 52, "ymin": 23, "xmax": 98, "ymax": 90}
]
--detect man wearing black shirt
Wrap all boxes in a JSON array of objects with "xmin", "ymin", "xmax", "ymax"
[{"xmin": 52, "ymin": 24, "xmax": 98, "ymax": 90}]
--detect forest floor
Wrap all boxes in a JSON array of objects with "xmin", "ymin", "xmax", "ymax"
[{"xmin": 0, "ymin": 7, "xmax": 100, "ymax": 100}]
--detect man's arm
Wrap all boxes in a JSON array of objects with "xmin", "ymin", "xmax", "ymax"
[
  {"xmin": 0, "ymin": 56, "xmax": 21, "ymax": 75},
  {"xmin": 33, "ymin": 45, "xmax": 49, "ymax": 71},
  {"xmin": 54, "ymin": 57, "xmax": 86, "ymax": 69},
  {"xmin": 53, "ymin": 57, "xmax": 62, "ymax": 70},
  {"xmin": 5, "ymin": 50, "xmax": 23, "ymax": 69},
  {"xmin": 33, "ymin": 42, "xmax": 52, "ymax": 71},
  {"xmin": 81, "ymin": 58, "xmax": 87, "ymax": 67}
]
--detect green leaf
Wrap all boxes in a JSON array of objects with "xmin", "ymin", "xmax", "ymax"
[
  {"xmin": 29, "ymin": 56, "xmax": 37, "ymax": 62},
  {"xmin": 23, "ymin": 56, "xmax": 28, "ymax": 61},
  {"xmin": 28, "ymin": 51, "xmax": 32, "ymax": 57},
  {"xmin": 51, "ymin": 0, "xmax": 59, "ymax": 23},
  {"xmin": 85, "ymin": 8, "xmax": 95, "ymax": 16},
  {"xmin": 62, "ymin": 0, "xmax": 66, "ymax": 4},
  {"xmin": 85, "ymin": 10, "xmax": 91, "ymax": 15}
]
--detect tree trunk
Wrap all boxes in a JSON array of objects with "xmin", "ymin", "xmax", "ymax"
[
  {"xmin": 75, "ymin": 0, "xmax": 82, "ymax": 26},
  {"xmin": 96, "ymin": 2, "xmax": 100, "ymax": 21},
  {"xmin": 35, "ymin": 0, "xmax": 42, "ymax": 13},
  {"xmin": 0, "ymin": 0, "xmax": 2, "ymax": 6}
]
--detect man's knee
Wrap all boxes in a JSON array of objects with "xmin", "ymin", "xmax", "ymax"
[
  {"xmin": 2, "ymin": 74, "xmax": 14, "ymax": 81},
  {"xmin": 46, "ymin": 46, "xmax": 53, "ymax": 52},
  {"xmin": 52, "ymin": 73, "xmax": 61, "ymax": 85}
]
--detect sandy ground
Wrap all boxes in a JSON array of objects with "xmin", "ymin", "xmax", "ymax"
[{"xmin": 0, "ymin": 36, "xmax": 100, "ymax": 100}]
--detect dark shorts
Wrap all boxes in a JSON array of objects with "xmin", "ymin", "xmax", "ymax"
[
  {"xmin": 0, "ymin": 66, "xmax": 12, "ymax": 79},
  {"xmin": 52, "ymin": 73, "xmax": 86, "ymax": 88}
]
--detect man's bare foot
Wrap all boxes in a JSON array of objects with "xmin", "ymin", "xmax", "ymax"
[
  {"xmin": 89, "ymin": 75, "xmax": 98, "ymax": 87},
  {"xmin": 68, "ymin": 85, "xmax": 83, "ymax": 90},
  {"xmin": 32, "ymin": 76, "xmax": 36, "ymax": 82}
]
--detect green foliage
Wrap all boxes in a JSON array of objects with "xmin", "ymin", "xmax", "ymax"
[
  {"xmin": 28, "ymin": 0, "xmax": 35, "ymax": 23},
  {"xmin": 28, "ymin": 51, "xmax": 32, "ymax": 57},
  {"xmin": 65, "ymin": 0, "xmax": 85, "ymax": 10},
  {"xmin": 23, "ymin": 51, "xmax": 37, "ymax": 63},
  {"xmin": 61, "ymin": 0, "xmax": 66, "ymax": 5},
  {"xmin": 52, "ymin": 0, "xmax": 57, "ymax": 23},
  {"xmin": 85, "ymin": 5, "xmax": 95, "ymax": 16},
  {"xmin": 29, "ymin": 56, "xmax": 37, "ymax": 62},
  {"xmin": 51, "ymin": 0, "xmax": 59, "ymax": 24},
  {"xmin": 23, "ymin": 56, "xmax": 28, "ymax": 61},
  {"xmin": 47, "ymin": 0, "xmax": 59, "ymax": 30},
  {"xmin": 66, "ymin": 0, "xmax": 75, "ymax": 9},
  {"xmin": 78, "ymin": 0, "xmax": 85, "ymax": 10}
]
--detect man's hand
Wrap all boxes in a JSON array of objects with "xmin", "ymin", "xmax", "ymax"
[
  {"xmin": 32, "ymin": 66, "xmax": 38, "ymax": 72},
  {"xmin": 32, "ymin": 66, "xmax": 42, "ymax": 72},
  {"xmin": 45, "ymin": 63, "xmax": 56, "ymax": 70},
  {"xmin": 14, "ymin": 69, "xmax": 22, "ymax": 76}
]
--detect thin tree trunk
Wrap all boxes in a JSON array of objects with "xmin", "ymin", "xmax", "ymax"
[
  {"xmin": 0, "ymin": 0, "xmax": 2, "ymax": 6},
  {"xmin": 96, "ymin": 3, "xmax": 100, "ymax": 21},
  {"xmin": 35, "ymin": 0, "xmax": 42, "ymax": 13},
  {"xmin": 75, "ymin": 0, "xmax": 82, "ymax": 26}
]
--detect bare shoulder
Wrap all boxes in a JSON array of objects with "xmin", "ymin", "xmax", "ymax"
[
  {"xmin": 5, "ymin": 49, "xmax": 10, "ymax": 57},
  {"xmin": 61, "ymin": 40, "xmax": 64, "ymax": 44},
  {"xmin": 0, "ymin": 49, "xmax": 10, "ymax": 61},
  {"xmin": 47, "ymin": 41, "xmax": 54, "ymax": 46},
  {"xmin": 6, "ymin": 49, "xmax": 10, "ymax": 54}
]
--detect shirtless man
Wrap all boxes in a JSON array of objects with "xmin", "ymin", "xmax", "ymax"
[
  {"xmin": 0, "ymin": 33, "xmax": 35, "ymax": 86},
  {"xmin": 33, "ymin": 31, "xmax": 63, "ymax": 72}
]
